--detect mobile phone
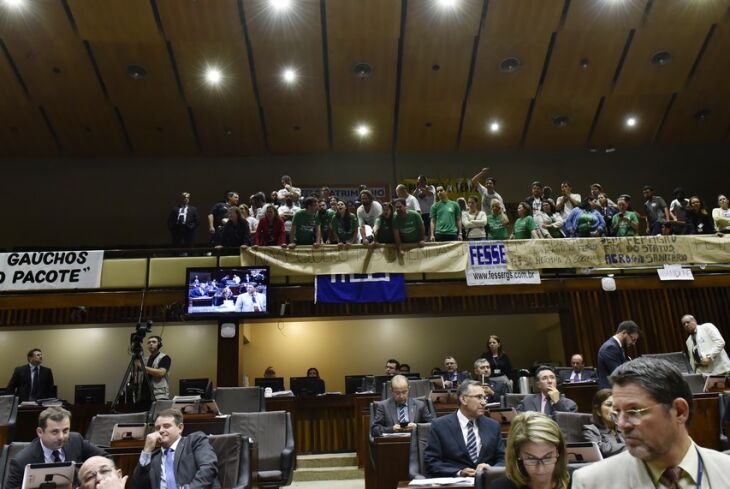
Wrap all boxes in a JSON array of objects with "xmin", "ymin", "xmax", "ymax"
[{"xmin": 399, "ymin": 422, "xmax": 408, "ymax": 429}]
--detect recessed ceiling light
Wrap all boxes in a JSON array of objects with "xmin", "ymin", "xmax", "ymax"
[
  {"xmin": 625, "ymin": 116, "xmax": 637, "ymax": 128},
  {"xmin": 436, "ymin": 0, "xmax": 459, "ymax": 9},
  {"xmin": 694, "ymin": 109, "xmax": 711, "ymax": 121},
  {"xmin": 488, "ymin": 121, "xmax": 501, "ymax": 133},
  {"xmin": 2, "ymin": 0, "xmax": 26, "ymax": 10},
  {"xmin": 269, "ymin": 0, "xmax": 292, "ymax": 11},
  {"xmin": 281, "ymin": 67, "xmax": 297, "ymax": 84},
  {"xmin": 353, "ymin": 62, "xmax": 373, "ymax": 79},
  {"xmin": 355, "ymin": 124, "xmax": 371, "ymax": 138},
  {"xmin": 650, "ymin": 51, "xmax": 672, "ymax": 66},
  {"xmin": 552, "ymin": 116, "xmax": 570, "ymax": 128},
  {"xmin": 579, "ymin": 58, "xmax": 590, "ymax": 70},
  {"xmin": 204, "ymin": 67, "xmax": 223, "ymax": 86},
  {"xmin": 499, "ymin": 57, "xmax": 521, "ymax": 73},
  {"xmin": 126, "ymin": 64, "xmax": 147, "ymax": 80}
]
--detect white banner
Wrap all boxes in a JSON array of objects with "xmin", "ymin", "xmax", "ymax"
[
  {"xmin": 300, "ymin": 183, "xmax": 391, "ymax": 202},
  {"xmin": 0, "ymin": 251, "xmax": 104, "ymax": 291},
  {"xmin": 466, "ymin": 241, "xmax": 541, "ymax": 286},
  {"xmin": 657, "ymin": 264, "xmax": 694, "ymax": 281}
]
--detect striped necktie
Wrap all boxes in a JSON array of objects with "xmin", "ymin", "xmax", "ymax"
[
  {"xmin": 659, "ymin": 467, "xmax": 681, "ymax": 489},
  {"xmin": 466, "ymin": 421, "xmax": 478, "ymax": 465},
  {"xmin": 397, "ymin": 404, "xmax": 408, "ymax": 424}
]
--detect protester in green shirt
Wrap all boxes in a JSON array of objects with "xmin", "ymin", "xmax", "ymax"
[
  {"xmin": 511, "ymin": 202, "xmax": 540, "ymax": 239},
  {"xmin": 611, "ymin": 197, "xmax": 639, "ymax": 237},
  {"xmin": 373, "ymin": 202, "xmax": 395, "ymax": 244},
  {"xmin": 486, "ymin": 199, "xmax": 510, "ymax": 240},
  {"xmin": 430, "ymin": 186, "xmax": 463, "ymax": 242},
  {"xmin": 330, "ymin": 201, "xmax": 359, "ymax": 247},
  {"xmin": 393, "ymin": 198, "xmax": 425, "ymax": 254},
  {"xmin": 289, "ymin": 197, "xmax": 321, "ymax": 248},
  {"xmin": 317, "ymin": 199, "xmax": 336, "ymax": 244}
]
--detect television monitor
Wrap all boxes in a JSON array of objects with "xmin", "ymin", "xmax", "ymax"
[
  {"xmin": 74, "ymin": 384, "xmax": 105, "ymax": 404},
  {"xmin": 403, "ymin": 373, "xmax": 421, "ymax": 380},
  {"xmin": 345, "ymin": 375, "xmax": 369, "ymax": 394},
  {"xmin": 185, "ymin": 266, "xmax": 270, "ymax": 319},
  {"xmin": 565, "ymin": 442, "xmax": 603, "ymax": 463},
  {"xmin": 179, "ymin": 378, "xmax": 211, "ymax": 397},
  {"xmin": 254, "ymin": 377, "xmax": 285, "ymax": 392},
  {"xmin": 111, "ymin": 423, "xmax": 147, "ymax": 442},
  {"xmin": 290, "ymin": 377, "xmax": 325, "ymax": 396},
  {"xmin": 22, "ymin": 462, "xmax": 75, "ymax": 489}
]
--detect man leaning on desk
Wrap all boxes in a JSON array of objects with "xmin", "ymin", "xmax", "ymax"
[{"xmin": 371, "ymin": 375, "xmax": 433, "ymax": 437}]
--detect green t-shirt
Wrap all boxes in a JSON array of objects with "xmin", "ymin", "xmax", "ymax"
[
  {"xmin": 611, "ymin": 210, "xmax": 638, "ymax": 237},
  {"xmin": 393, "ymin": 210, "xmax": 424, "ymax": 243},
  {"xmin": 375, "ymin": 216, "xmax": 395, "ymax": 243},
  {"xmin": 487, "ymin": 213, "xmax": 509, "ymax": 240},
  {"xmin": 430, "ymin": 199, "xmax": 461, "ymax": 236},
  {"xmin": 513, "ymin": 216, "xmax": 537, "ymax": 239},
  {"xmin": 576, "ymin": 211, "xmax": 595, "ymax": 237},
  {"xmin": 292, "ymin": 209, "xmax": 318, "ymax": 244},
  {"xmin": 318, "ymin": 209, "xmax": 336, "ymax": 242},
  {"xmin": 330, "ymin": 212, "xmax": 358, "ymax": 243}
]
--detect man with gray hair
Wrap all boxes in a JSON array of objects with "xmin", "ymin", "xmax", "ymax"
[
  {"xmin": 371, "ymin": 375, "xmax": 433, "ymax": 437},
  {"xmin": 472, "ymin": 358, "xmax": 507, "ymax": 404},
  {"xmin": 395, "ymin": 184, "xmax": 421, "ymax": 213},
  {"xmin": 681, "ymin": 314, "xmax": 730, "ymax": 375},
  {"xmin": 573, "ymin": 357, "xmax": 730, "ymax": 488}
]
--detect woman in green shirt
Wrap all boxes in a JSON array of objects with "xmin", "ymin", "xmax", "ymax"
[
  {"xmin": 329, "ymin": 201, "xmax": 358, "ymax": 247},
  {"xmin": 486, "ymin": 200, "xmax": 510, "ymax": 240},
  {"xmin": 373, "ymin": 202, "xmax": 395, "ymax": 244},
  {"xmin": 511, "ymin": 202, "xmax": 540, "ymax": 239}
]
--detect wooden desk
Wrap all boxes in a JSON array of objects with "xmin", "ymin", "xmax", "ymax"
[
  {"xmin": 430, "ymin": 390, "xmax": 458, "ymax": 417},
  {"xmin": 559, "ymin": 383, "xmax": 598, "ymax": 413},
  {"xmin": 690, "ymin": 393, "xmax": 721, "ymax": 450},
  {"xmin": 368, "ymin": 435, "xmax": 410, "ymax": 489}
]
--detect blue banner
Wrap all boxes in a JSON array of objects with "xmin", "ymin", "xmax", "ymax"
[{"xmin": 315, "ymin": 273, "xmax": 406, "ymax": 303}]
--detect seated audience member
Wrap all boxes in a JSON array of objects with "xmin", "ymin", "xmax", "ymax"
[
  {"xmin": 573, "ymin": 358, "xmax": 730, "ymax": 489},
  {"xmin": 642, "ymin": 185, "xmax": 670, "ymax": 235},
  {"xmin": 487, "ymin": 199, "xmax": 510, "ymax": 240},
  {"xmin": 254, "ymin": 204, "xmax": 286, "ymax": 246},
  {"xmin": 317, "ymin": 199, "xmax": 335, "ymax": 244},
  {"xmin": 582, "ymin": 389, "xmax": 625, "ymax": 458},
  {"xmin": 491, "ymin": 412, "xmax": 570, "ymax": 489},
  {"xmin": 525, "ymin": 181, "xmax": 544, "ymax": 215},
  {"xmin": 414, "ymin": 175, "xmax": 436, "ymax": 236},
  {"xmin": 396, "ymin": 184, "xmax": 421, "ymax": 213},
  {"xmin": 517, "ymin": 366, "xmax": 577, "ymax": 415},
  {"xmin": 424, "ymin": 380, "xmax": 505, "ymax": 477},
  {"xmin": 669, "ymin": 187, "xmax": 690, "ymax": 234},
  {"xmin": 217, "ymin": 206, "xmax": 251, "ymax": 248},
  {"xmin": 443, "ymin": 356, "xmax": 470, "ymax": 387},
  {"xmin": 611, "ymin": 197, "xmax": 639, "ymax": 237},
  {"xmin": 264, "ymin": 366, "xmax": 276, "ymax": 378},
  {"xmin": 276, "ymin": 175, "xmax": 301, "ymax": 205},
  {"xmin": 564, "ymin": 197, "xmax": 605, "ymax": 237},
  {"xmin": 685, "ymin": 195, "xmax": 716, "ymax": 234},
  {"xmin": 480, "ymin": 335, "xmax": 513, "ymax": 379},
  {"xmin": 392, "ymin": 198, "xmax": 426, "ymax": 254},
  {"xmin": 288, "ymin": 197, "xmax": 321, "ymax": 248},
  {"xmin": 239, "ymin": 203, "xmax": 258, "ymax": 233},
  {"xmin": 6, "ymin": 407, "xmax": 107, "ymax": 489},
  {"xmin": 712, "ymin": 194, "xmax": 730, "ymax": 233},
  {"xmin": 596, "ymin": 193, "xmax": 618, "ymax": 235},
  {"xmin": 7, "ymin": 348, "xmax": 55, "ymax": 402},
  {"xmin": 373, "ymin": 202, "xmax": 395, "ymax": 244},
  {"xmin": 558, "ymin": 354, "xmax": 595, "ymax": 384},
  {"xmin": 399, "ymin": 363, "xmax": 411, "ymax": 374},
  {"xmin": 79, "ymin": 456, "xmax": 127, "ymax": 489},
  {"xmin": 462, "ymin": 195, "xmax": 487, "ymax": 240},
  {"xmin": 371, "ymin": 375, "xmax": 434, "ymax": 437},
  {"xmin": 534, "ymin": 199, "xmax": 564, "ymax": 238},
  {"xmin": 307, "ymin": 367, "xmax": 320, "ymax": 378},
  {"xmin": 385, "ymin": 359, "xmax": 400, "ymax": 375},
  {"xmin": 330, "ymin": 200, "xmax": 359, "ymax": 247},
  {"xmin": 511, "ymin": 202, "xmax": 540, "ymax": 239},
  {"xmin": 473, "ymin": 358, "xmax": 508, "ymax": 404},
  {"xmin": 234, "ymin": 284, "xmax": 266, "ymax": 312},
  {"xmin": 471, "ymin": 167, "xmax": 505, "ymax": 214},
  {"xmin": 555, "ymin": 181, "xmax": 581, "ymax": 221},
  {"xmin": 133, "ymin": 409, "xmax": 218, "ymax": 489},
  {"xmin": 430, "ymin": 186, "xmax": 463, "ymax": 242},
  {"xmin": 357, "ymin": 190, "xmax": 382, "ymax": 243}
]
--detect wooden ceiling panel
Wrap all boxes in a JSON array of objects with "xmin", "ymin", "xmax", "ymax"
[
  {"xmin": 156, "ymin": 0, "xmax": 244, "ymax": 41},
  {"xmin": 481, "ymin": 0, "xmax": 562, "ymax": 39},
  {"xmin": 590, "ymin": 93, "xmax": 673, "ymax": 147},
  {"xmin": 118, "ymin": 103, "xmax": 197, "ymax": 156},
  {"xmin": 645, "ymin": 0, "xmax": 729, "ymax": 28},
  {"xmin": 172, "ymin": 41, "xmax": 258, "ymax": 110},
  {"xmin": 541, "ymin": 29, "xmax": 628, "ymax": 99},
  {"xmin": 192, "ymin": 107, "xmax": 264, "ymax": 156},
  {"xmin": 326, "ymin": 0, "xmax": 401, "ymax": 39},
  {"xmin": 264, "ymin": 106, "xmax": 328, "ymax": 154},
  {"xmin": 658, "ymin": 90, "xmax": 730, "ymax": 145},
  {"xmin": 43, "ymin": 103, "xmax": 128, "ymax": 156},
  {"xmin": 525, "ymin": 95, "xmax": 602, "ymax": 149},
  {"xmin": 397, "ymin": 103, "xmax": 463, "ymax": 152},
  {"xmin": 0, "ymin": 50, "xmax": 28, "ymax": 107},
  {"xmin": 67, "ymin": 0, "xmax": 161, "ymax": 42},
  {"xmin": 688, "ymin": 18, "xmax": 730, "ymax": 95},
  {"xmin": 331, "ymin": 103, "xmax": 393, "ymax": 152},
  {"xmin": 613, "ymin": 24, "xmax": 710, "ymax": 95},
  {"xmin": 562, "ymin": 0, "xmax": 647, "ymax": 32},
  {"xmin": 460, "ymin": 97, "xmax": 531, "ymax": 150},
  {"xmin": 0, "ymin": 106, "xmax": 57, "ymax": 156}
]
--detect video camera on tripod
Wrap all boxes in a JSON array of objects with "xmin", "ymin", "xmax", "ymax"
[{"xmin": 130, "ymin": 320, "xmax": 154, "ymax": 354}]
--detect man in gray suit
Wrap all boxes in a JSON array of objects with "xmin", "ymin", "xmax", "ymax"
[
  {"xmin": 573, "ymin": 357, "xmax": 730, "ymax": 488},
  {"xmin": 132, "ymin": 408, "xmax": 218, "ymax": 489},
  {"xmin": 371, "ymin": 375, "xmax": 433, "ymax": 437},
  {"xmin": 517, "ymin": 366, "xmax": 577, "ymax": 415}
]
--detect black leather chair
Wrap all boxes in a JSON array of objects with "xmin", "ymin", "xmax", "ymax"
[
  {"xmin": 474, "ymin": 465, "xmax": 506, "ymax": 488},
  {"xmin": 381, "ymin": 379, "xmax": 434, "ymax": 400},
  {"xmin": 85, "ymin": 411, "xmax": 148, "ymax": 447},
  {"xmin": 504, "ymin": 393, "xmax": 528, "ymax": 409},
  {"xmin": 148, "ymin": 400, "xmax": 174, "ymax": 423},
  {"xmin": 1, "ymin": 442, "xmax": 30, "ymax": 488},
  {"xmin": 225, "ymin": 411, "xmax": 294, "ymax": 488},
  {"xmin": 0, "ymin": 395, "xmax": 19, "ymax": 444},
  {"xmin": 554, "ymin": 412, "xmax": 593, "ymax": 443},
  {"xmin": 407, "ymin": 422, "xmax": 431, "ymax": 479},
  {"xmin": 208, "ymin": 433, "xmax": 253, "ymax": 489},
  {"xmin": 215, "ymin": 387, "xmax": 266, "ymax": 414}
]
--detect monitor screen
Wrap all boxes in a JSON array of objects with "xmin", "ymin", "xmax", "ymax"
[
  {"xmin": 290, "ymin": 377, "xmax": 325, "ymax": 396},
  {"xmin": 254, "ymin": 377, "xmax": 285, "ymax": 392},
  {"xmin": 179, "ymin": 378, "xmax": 211, "ymax": 397},
  {"xmin": 74, "ymin": 384, "xmax": 105, "ymax": 404},
  {"xmin": 345, "ymin": 374, "xmax": 370, "ymax": 394},
  {"xmin": 185, "ymin": 266, "xmax": 270, "ymax": 319}
]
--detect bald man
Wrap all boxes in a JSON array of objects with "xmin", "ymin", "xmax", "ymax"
[
  {"xmin": 371, "ymin": 375, "xmax": 433, "ymax": 437},
  {"xmin": 78, "ymin": 456, "xmax": 127, "ymax": 489}
]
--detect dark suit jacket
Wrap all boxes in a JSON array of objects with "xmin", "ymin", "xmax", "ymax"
[
  {"xmin": 516, "ymin": 393, "xmax": 577, "ymax": 415},
  {"xmin": 371, "ymin": 397, "xmax": 434, "ymax": 437},
  {"xmin": 132, "ymin": 431, "xmax": 218, "ymax": 489},
  {"xmin": 444, "ymin": 371, "xmax": 471, "ymax": 386},
  {"xmin": 6, "ymin": 432, "xmax": 107, "ymax": 489},
  {"xmin": 597, "ymin": 338, "xmax": 627, "ymax": 389},
  {"xmin": 7, "ymin": 364, "xmax": 54, "ymax": 401},
  {"xmin": 557, "ymin": 368, "xmax": 596, "ymax": 384},
  {"xmin": 423, "ymin": 411, "xmax": 505, "ymax": 477},
  {"xmin": 168, "ymin": 205, "xmax": 199, "ymax": 231}
]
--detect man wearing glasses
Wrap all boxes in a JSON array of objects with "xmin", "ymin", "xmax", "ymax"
[
  {"xmin": 424, "ymin": 380, "xmax": 505, "ymax": 477},
  {"xmin": 517, "ymin": 366, "xmax": 577, "ymax": 415},
  {"xmin": 79, "ymin": 456, "xmax": 127, "ymax": 489},
  {"xmin": 573, "ymin": 357, "xmax": 730, "ymax": 488}
]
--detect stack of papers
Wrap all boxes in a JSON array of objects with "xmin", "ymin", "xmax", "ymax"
[{"xmin": 407, "ymin": 477, "xmax": 474, "ymax": 486}]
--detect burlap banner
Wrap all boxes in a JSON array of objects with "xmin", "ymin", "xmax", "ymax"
[{"xmin": 241, "ymin": 242, "xmax": 467, "ymax": 276}]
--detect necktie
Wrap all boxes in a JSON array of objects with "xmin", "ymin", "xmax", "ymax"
[
  {"xmin": 659, "ymin": 466, "xmax": 681, "ymax": 489},
  {"xmin": 165, "ymin": 448, "xmax": 177, "ymax": 489},
  {"xmin": 466, "ymin": 421, "xmax": 478, "ymax": 465},
  {"xmin": 31, "ymin": 366, "xmax": 39, "ymax": 399},
  {"xmin": 691, "ymin": 333, "xmax": 703, "ymax": 363},
  {"xmin": 571, "ymin": 372, "xmax": 580, "ymax": 383},
  {"xmin": 52, "ymin": 450, "xmax": 61, "ymax": 463},
  {"xmin": 397, "ymin": 404, "xmax": 408, "ymax": 424},
  {"xmin": 541, "ymin": 395, "xmax": 549, "ymax": 414}
]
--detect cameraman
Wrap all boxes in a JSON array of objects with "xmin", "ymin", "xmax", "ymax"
[{"xmin": 135, "ymin": 336, "xmax": 171, "ymax": 400}]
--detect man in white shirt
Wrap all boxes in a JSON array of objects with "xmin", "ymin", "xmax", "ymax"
[
  {"xmin": 356, "ymin": 189, "xmax": 382, "ymax": 243},
  {"xmin": 555, "ymin": 181, "xmax": 581, "ymax": 220},
  {"xmin": 414, "ymin": 175, "xmax": 436, "ymax": 236},
  {"xmin": 235, "ymin": 284, "xmax": 267, "ymax": 313},
  {"xmin": 276, "ymin": 175, "xmax": 301, "ymax": 205},
  {"xmin": 470, "ymin": 167, "xmax": 504, "ymax": 214},
  {"xmin": 681, "ymin": 314, "xmax": 730, "ymax": 375},
  {"xmin": 395, "ymin": 184, "xmax": 421, "ymax": 213}
]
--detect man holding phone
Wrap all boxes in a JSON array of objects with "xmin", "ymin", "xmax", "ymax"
[{"xmin": 371, "ymin": 375, "xmax": 433, "ymax": 437}]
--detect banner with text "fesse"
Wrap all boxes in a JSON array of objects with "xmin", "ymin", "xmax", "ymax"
[
  {"xmin": 466, "ymin": 241, "xmax": 541, "ymax": 286},
  {"xmin": 0, "ymin": 251, "xmax": 104, "ymax": 291}
]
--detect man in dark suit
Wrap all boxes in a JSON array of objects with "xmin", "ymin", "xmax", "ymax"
[
  {"xmin": 472, "ymin": 358, "xmax": 508, "ymax": 404},
  {"xmin": 168, "ymin": 191, "xmax": 199, "ymax": 247},
  {"xmin": 371, "ymin": 375, "xmax": 433, "ymax": 437},
  {"xmin": 6, "ymin": 348, "xmax": 55, "ymax": 401},
  {"xmin": 424, "ymin": 380, "xmax": 505, "ymax": 477},
  {"xmin": 597, "ymin": 320, "xmax": 640, "ymax": 388},
  {"xmin": 557, "ymin": 353, "xmax": 597, "ymax": 384},
  {"xmin": 6, "ymin": 407, "xmax": 107, "ymax": 489},
  {"xmin": 132, "ymin": 408, "xmax": 218, "ymax": 489},
  {"xmin": 517, "ymin": 366, "xmax": 577, "ymax": 415},
  {"xmin": 443, "ymin": 355, "xmax": 470, "ymax": 388}
]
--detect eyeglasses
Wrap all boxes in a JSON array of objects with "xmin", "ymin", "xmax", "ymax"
[
  {"xmin": 610, "ymin": 403, "xmax": 662, "ymax": 424},
  {"xmin": 462, "ymin": 394, "xmax": 487, "ymax": 401},
  {"xmin": 519, "ymin": 455, "xmax": 557, "ymax": 467},
  {"xmin": 81, "ymin": 466, "xmax": 114, "ymax": 484}
]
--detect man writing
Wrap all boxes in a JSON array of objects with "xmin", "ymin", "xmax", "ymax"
[
  {"xmin": 573, "ymin": 357, "xmax": 730, "ymax": 488},
  {"xmin": 6, "ymin": 407, "xmax": 107, "ymax": 489},
  {"xmin": 424, "ymin": 380, "xmax": 505, "ymax": 477},
  {"xmin": 597, "ymin": 320, "xmax": 640, "ymax": 389},
  {"xmin": 234, "ymin": 284, "xmax": 267, "ymax": 312},
  {"xmin": 681, "ymin": 314, "xmax": 730, "ymax": 375},
  {"xmin": 517, "ymin": 366, "xmax": 577, "ymax": 414},
  {"xmin": 371, "ymin": 375, "xmax": 433, "ymax": 436},
  {"xmin": 132, "ymin": 408, "xmax": 218, "ymax": 489},
  {"xmin": 7, "ymin": 348, "xmax": 55, "ymax": 401}
]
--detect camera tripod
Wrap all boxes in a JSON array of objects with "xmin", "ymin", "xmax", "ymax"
[{"xmin": 111, "ymin": 346, "xmax": 155, "ymax": 412}]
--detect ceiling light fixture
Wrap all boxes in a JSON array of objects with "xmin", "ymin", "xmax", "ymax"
[
  {"xmin": 281, "ymin": 67, "xmax": 297, "ymax": 84},
  {"xmin": 488, "ymin": 121, "xmax": 501, "ymax": 133},
  {"xmin": 2, "ymin": 0, "xmax": 26, "ymax": 10},
  {"xmin": 126, "ymin": 64, "xmax": 147, "ymax": 80},
  {"xmin": 552, "ymin": 116, "xmax": 570, "ymax": 128},
  {"xmin": 499, "ymin": 57, "xmax": 521, "ymax": 73},
  {"xmin": 693, "ymin": 109, "xmax": 711, "ymax": 121},
  {"xmin": 436, "ymin": 0, "xmax": 459, "ymax": 9},
  {"xmin": 625, "ymin": 116, "xmax": 637, "ymax": 128},
  {"xmin": 269, "ymin": 0, "xmax": 292, "ymax": 12},
  {"xmin": 355, "ymin": 124, "xmax": 372, "ymax": 138},
  {"xmin": 204, "ymin": 67, "xmax": 223, "ymax": 86},
  {"xmin": 352, "ymin": 62, "xmax": 373, "ymax": 79},
  {"xmin": 650, "ymin": 50, "xmax": 672, "ymax": 66}
]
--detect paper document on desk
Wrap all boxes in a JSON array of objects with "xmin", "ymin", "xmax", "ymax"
[
  {"xmin": 382, "ymin": 432, "xmax": 410, "ymax": 437},
  {"xmin": 408, "ymin": 477, "xmax": 474, "ymax": 486}
]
